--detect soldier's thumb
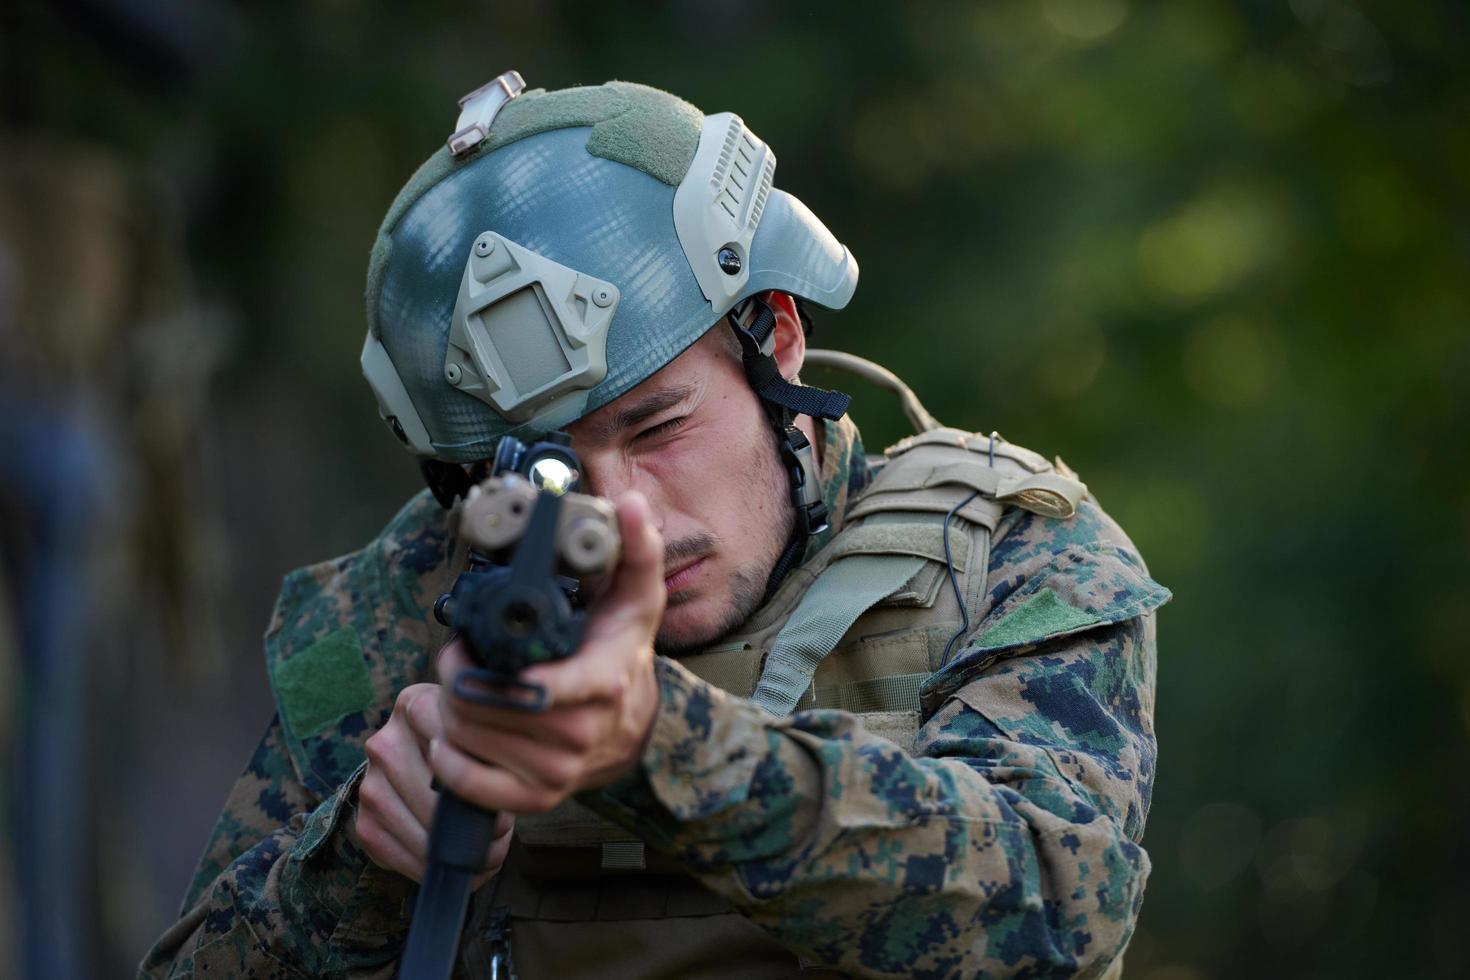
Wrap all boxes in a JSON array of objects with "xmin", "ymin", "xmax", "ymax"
[{"xmin": 601, "ymin": 490, "xmax": 665, "ymax": 631}]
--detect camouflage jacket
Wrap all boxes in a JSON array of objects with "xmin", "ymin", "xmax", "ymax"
[{"xmin": 140, "ymin": 419, "xmax": 1169, "ymax": 979}]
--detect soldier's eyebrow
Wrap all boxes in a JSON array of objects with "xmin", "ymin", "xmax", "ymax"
[{"xmin": 594, "ymin": 383, "xmax": 698, "ymax": 442}]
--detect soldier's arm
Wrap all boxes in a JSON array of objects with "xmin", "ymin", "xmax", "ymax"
[
  {"xmin": 137, "ymin": 716, "xmax": 414, "ymax": 979},
  {"xmin": 587, "ymin": 509, "xmax": 1165, "ymax": 979},
  {"xmin": 140, "ymin": 494, "xmax": 451, "ymax": 978}
]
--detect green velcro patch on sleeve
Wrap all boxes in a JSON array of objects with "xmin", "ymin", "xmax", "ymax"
[
  {"xmin": 272, "ymin": 628, "xmax": 375, "ymax": 738},
  {"xmin": 976, "ymin": 587, "xmax": 1102, "ymax": 650}
]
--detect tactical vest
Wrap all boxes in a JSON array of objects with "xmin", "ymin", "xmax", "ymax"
[{"xmin": 463, "ymin": 426, "xmax": 1091, "ymax": 979}]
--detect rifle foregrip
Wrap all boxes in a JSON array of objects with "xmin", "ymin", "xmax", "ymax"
[{"xmin": 427, "ymin": 790, "xmax": 499, "ymax": 872}]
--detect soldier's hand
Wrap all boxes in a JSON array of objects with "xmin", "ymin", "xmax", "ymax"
[
  {"xmin": 354, "ymin": 683, "xmax": 515, "ymax": 886},
  {"xmin": 431, "ymin": 490, "xmax": 665, "ymax": 815}
]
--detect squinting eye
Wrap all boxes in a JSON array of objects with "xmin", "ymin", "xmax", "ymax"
[{"xmin": 637, "ymin": 416, "xmax": 688, "ymax": 441}]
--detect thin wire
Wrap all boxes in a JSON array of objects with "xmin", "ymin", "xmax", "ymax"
[
  {"xmin": 939, "ymin": 431, "xmax": 1000, "ymax": 668},
  {"xmin": 939, "ymin": 488, "xmax": 982, "ymax": 667}
]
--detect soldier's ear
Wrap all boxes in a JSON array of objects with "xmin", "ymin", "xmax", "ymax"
[{"xmin": 762, "ymin": 290, "xmax": 806, "ymax": 381}]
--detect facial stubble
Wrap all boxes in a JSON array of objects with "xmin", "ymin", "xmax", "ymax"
[{"xmin": 653, "ymin": 422, "xmax": 795, "ymax": 658}]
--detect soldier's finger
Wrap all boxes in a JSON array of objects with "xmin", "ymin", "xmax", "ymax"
[
  {"xmin": 372, "ymin": 696, "xmax": 440, "ymax": 829},
  {"xmin": 523, "ymin": 650, "xmax": 634, "ymax": 709},
  {"xmin": 431, "ymin": 736, "xmax": 565, "ymax": 814},
  {"xmin": 354, "ymin": 809, "xmax": 426, "ymax": 883},
  {"xmin": 365, "ymin": 709, "xmax": 437, "ymax": 828},
  {"xmin": 435, "ymin": 635, "xmax": 476, "ymax": 689},
  {"xmin": 592, "ymin": 491, "xmax": 666, "ymax": 629},
  {"xmin": 438, "ymin": 640, "xmax": 554, "ymax": 722},
  {"xmin": 440, "ymin": 716, "xmax": 582, "ymax": 794},
  {"xmin": 518, "ymin": 494, "xmax": 661, "ymax": 706},
  {"xmin": 378, "ymin": 736, "xmax": 439, "ymax": 830},
  {"xmin": 441, "ymin": 695, "xmax": 599, "ymax": 762},
  {"xmin": 442, "ymin": 673, "xmax": 562, "ymax": 728},
  {"xmin": 358, "ymin": 769, "xmax": 430, "ymax": 859},
  {"xmin": 470, "ymin": 817, "xmax": 516, "ymax": 890},
  {"xmin": 401, "ymin": 684, "xmax": 447, "ymax": 747}
]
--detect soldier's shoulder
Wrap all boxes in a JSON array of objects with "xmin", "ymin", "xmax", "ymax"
[
  {"xmin": 910, "ymin": 432, "xmax": 1170, "ymax": 703},
  {"xmin": 974, "ymin": 428, "xmax": 1163, "ymax": 623},
  {"xmin": 991, "ymin": 488, "xmax": 1149, "ymax": 581},
  {"xmin": 261, "ymin": 489, "xmax": 448, "ymax": 796},
  {"xmin": 868, "ymin": 427, "xmax": 1145, "ymax": 570},
  {"xmin": 851, "ymin": 424, "xmax": 1165, "ymax": 625},
  {"xmin": 854, "ymin": 426, "xmax": 1090, "ymax": 533},
  {"xmin": 266, "ymin": 489, "xmax": 447, "ymax": 637},
  {"xmin": 983, "ymin": 439, "xmax": 1155, "ymax": 592}
]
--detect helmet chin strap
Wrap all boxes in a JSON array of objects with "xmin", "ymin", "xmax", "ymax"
[{"xmin": 727, "ymin": 295, "xmax": 852, "ymax": 599}]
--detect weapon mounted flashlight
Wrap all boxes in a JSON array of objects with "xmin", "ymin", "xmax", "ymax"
[{"xmin": 492, "ymin": 432, "xmax": 581, "ymax": 496}]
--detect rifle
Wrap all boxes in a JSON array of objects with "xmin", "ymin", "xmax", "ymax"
[{"xmin": 399, "ymin": 433, "xmax": 619, "ymax": 980}]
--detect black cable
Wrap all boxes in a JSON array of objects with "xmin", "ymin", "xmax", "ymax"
[{"xmin": 939, "ymin": 489, "xmax": 982, "ymax": 667}]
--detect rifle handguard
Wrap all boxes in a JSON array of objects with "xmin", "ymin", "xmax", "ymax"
[{"xmin": 460, "ymin": 473, "xmax": 621, "ymax": 577}]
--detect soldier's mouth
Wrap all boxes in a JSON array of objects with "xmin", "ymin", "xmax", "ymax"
[{"xmin": 664, "ymin": 557, "xmax": 707, "ymax": 596}]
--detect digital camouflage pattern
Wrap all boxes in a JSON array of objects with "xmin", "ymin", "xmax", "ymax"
[{"xmin": 139, "ymin": 415, "xmax": 1168, "ymax": 979}]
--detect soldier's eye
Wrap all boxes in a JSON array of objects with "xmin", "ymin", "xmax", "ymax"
[{"xmin": 636, "ymin": 416, "xmax": 688, "ymax": 442}]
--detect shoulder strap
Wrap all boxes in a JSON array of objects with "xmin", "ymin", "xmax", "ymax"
[
  {"xmin": 748, "ymin": 426, "xmax": 1086, "ymax": 716},
  {"xmin": 749, "ymin": 553, "xmax": 926, "ymax": 714}
]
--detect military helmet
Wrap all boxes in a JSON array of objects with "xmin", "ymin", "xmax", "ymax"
[{"xmin": 362, "ymin": 73, "xmax": 859, "ymax": 464}]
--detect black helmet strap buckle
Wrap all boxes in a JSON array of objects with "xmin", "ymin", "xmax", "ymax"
[
  {"xmin": 728, "ymin": 298, "xmax": 852, "ymax": 425},
  {"xmin": 780, "ymin": 425, "xmax": 829, "ymax": 537},
  {"xmin": 727, "ymin": 296, "xmax": 850, "ymax": 597}
]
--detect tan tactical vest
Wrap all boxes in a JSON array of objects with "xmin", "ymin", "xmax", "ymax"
[{"xmin": 460, "ymin": 425, "xmax": 1091, "ymax": 979}]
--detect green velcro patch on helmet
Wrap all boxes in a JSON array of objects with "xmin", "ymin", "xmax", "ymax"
[
  {"xmin": 377, "ymin": 81, "xmax": 700, "ymax": 242},
  {"xmin": 272, "ymin": 628, "xmax": 375, "ymax": 738},
  {"xmin": 975, "ymin": 588, "xmax": 1103, "ymax": 651},
  {"xmin": 486, "ymin": 81, "xmax": 703, "ymax": 186}
]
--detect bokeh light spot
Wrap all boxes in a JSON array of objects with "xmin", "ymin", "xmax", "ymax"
[
  {"xmin": 1252, "ymin": 807, "xmax": 1368, "ymax": 951},
  {"xmin": 1138, "ymin": 183, "xmax": 1283, "ymax": 302},
  {"xmin": 1179, "ymin": 802, "xmax": 1263, "ymax": 892},
  {"xmin": 1157, "ymin": 0, "xmax": 1244, "ymax": 63},
  {"xmin": 1316, "ymin": 6, "xmax": 1394, "ymax": 88},
  {"xmin": 1257, "ymin": 809, "xmax": 1366, "ymax": 897},
  {"xmin": 1182, "ymin": 314, "xmax": 1273, "ymax": 408},
  {"xmin": 1042, "ymin": 0, "xmax": 1130, "ymax": 42}
]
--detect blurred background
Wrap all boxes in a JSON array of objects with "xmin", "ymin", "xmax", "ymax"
[{"xmin": 1, "ymin": 0, "xmax": 1466, "ymax": 977}]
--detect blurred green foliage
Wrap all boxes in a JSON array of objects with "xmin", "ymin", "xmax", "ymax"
[{"xmin": 4, "ymin": 0, "xmax": 1468, "ymax": 977}]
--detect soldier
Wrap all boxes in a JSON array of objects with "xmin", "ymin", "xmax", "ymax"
[{"xmin": 141, "ymin": 77, "xmax": 1169, "ymax": 979}]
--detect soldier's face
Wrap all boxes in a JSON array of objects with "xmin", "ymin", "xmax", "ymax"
[{"xmin": 567, "ymin": 327, "xmax": 794, "ymax": 655}]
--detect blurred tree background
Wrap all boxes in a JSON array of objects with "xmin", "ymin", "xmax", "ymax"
[{"xmin": 1, "ymin": 0, "xmax": 1467, "ymax": 977}]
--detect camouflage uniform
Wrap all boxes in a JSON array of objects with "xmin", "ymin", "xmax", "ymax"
[{"xmin": 140, "ymin": 416, "xmax": 1168, "ymax": 979}]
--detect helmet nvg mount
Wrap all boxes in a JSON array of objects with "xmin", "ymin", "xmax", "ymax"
[{"xmin": 361, "ymin": 72, "xmax": 858, "ymax": 470}]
